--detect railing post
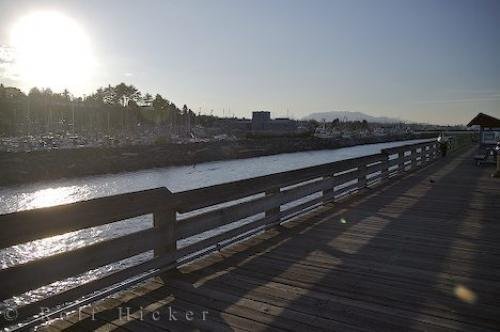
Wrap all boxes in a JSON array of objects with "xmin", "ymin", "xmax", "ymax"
[
  {"xmin": 494, "ymin": 154, "xmax": 500, "ymax": 178},
  {"xmin": 322, "ymin": 175, "xmax": 334, "ymax": 202},
  {"xmin": 410, "ymin": 148, "xmax": 418, "ymax": 169},
  {"xmin": 397, "ymin": 151, "xmax": 405, "ymax": 174},
  {"xmin": 358, "ymin": 163, "xmax": 367, "ymax": 188},
  {"xmin": 432, "ymin": 143, "xmax": 439, "ymax": 160},
  {"xmin": 153, "ymin": 188, "xmax": 176, "ymax": 261},
  {"xmin": 423, "ymin": 145, "xmax": 430, "ymax": 163},
  {"xmin": 265, "ymin": 187, "xmax": 280, "ymax": 224},
  {"xmin": 380, "ymin": 150, "xmax": 390, "ymax": 180}
]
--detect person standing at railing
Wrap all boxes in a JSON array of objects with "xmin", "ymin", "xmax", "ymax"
[
  {"xmin": 437, "ymin": 133, "xmax": 449, "ymax": 157},
  {"xmin": 494, "ymin": 140, "xmax": 500, "ymax": 177}
]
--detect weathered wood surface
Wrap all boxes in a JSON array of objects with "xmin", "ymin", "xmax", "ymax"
[
  {"xmin": 40, "ymin": 147, "xmax": 500, "ymax": 331},
  {"xmin": 0, "ymin": 188, "xmax": 171, "ymax": 250}
]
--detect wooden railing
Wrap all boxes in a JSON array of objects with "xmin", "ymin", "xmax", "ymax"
[{"xmin": 0, "ymin": 139, "xmax": 449, "ymax": 329}]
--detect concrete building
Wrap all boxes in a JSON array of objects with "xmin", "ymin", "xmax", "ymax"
[
  {"xmin": 251, "ymin": 111, "xmax": 297, "ymax": 134},
  {"xmin": 251, "ymin": 111, "xmax": 271, "ymax": 131}
]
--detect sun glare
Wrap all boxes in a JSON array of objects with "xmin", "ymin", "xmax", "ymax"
[{"xmin": 9, "ymin": 11, "xmax": 96, "ymax": 92}]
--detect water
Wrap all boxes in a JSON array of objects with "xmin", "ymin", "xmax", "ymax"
[{"xmin": 0, "ymin": 138, "xmax": 432, "ymax": 306}]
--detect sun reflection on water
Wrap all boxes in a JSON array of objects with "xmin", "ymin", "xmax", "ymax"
[{"xmin": 26, "ymin": 187, "xmax": 76, "ymax": 209}]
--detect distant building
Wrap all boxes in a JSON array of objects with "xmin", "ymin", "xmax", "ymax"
[
  {"xmin": 220, "ymin": 117, "xmax": 251, "ymax": 131},
  {"xmin": 251, "ymin": 111, "xmax": 271, "ymax": 131},
  {"xmin": 273, "ymin": 117, "xmax": 298, "ymax": 132},
  {"xmin": 251, "ymin": 111, "xmax": 297, "ymax": 134}
]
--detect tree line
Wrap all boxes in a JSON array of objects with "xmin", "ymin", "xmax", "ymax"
[{"xmin": 0, "ymin": 83, "xmax": 217, "ymax": 137}]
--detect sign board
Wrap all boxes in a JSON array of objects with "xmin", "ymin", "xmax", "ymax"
[{"xmin": 482, "ymin": 129, "xmax": 500, "ymax": 144}]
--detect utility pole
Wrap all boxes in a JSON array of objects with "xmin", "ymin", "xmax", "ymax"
[
  {"xmin": 495, "ymin": 154, "xmax": 500, "ymax": 178},
  {"xmin": 13, "ymin": 106, "xmax": 17, "ymax": 136},
  {"xmin": 72, "ymin": 103, "xmax": 75, "ymax": 135},
  {"xmin": 26, "ymin": 99, "xmax": 31, "ymax": 135}
]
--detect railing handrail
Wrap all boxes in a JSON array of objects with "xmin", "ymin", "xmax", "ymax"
[
  {"xmin": 1, "ymin": 138, "xmax": 459, "ymax": 330},
  {"xmin": 0, "ymin": 188, "xmax": 172, "ymax": 250}
]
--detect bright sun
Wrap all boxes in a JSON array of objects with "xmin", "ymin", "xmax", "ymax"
[{"xmin": 10, "ymin": 11, "xmax": 96, "ymax": 92}]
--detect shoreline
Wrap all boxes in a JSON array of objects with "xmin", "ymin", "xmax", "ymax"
[{"xmin": 0, "ymin": 134, "xmax": 435, "ymax": 187}]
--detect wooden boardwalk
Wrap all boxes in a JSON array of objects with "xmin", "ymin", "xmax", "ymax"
[{"xmin": 40, "ymin": 147, "xmax": 500, "ymax": 331}]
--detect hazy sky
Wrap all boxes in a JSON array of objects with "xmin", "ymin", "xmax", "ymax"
[{"xmin": 1, "ymin": 0, "xmax": 499, "ymax": 124}]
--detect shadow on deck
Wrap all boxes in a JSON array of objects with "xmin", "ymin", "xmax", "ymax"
[{"xmin": 45, "ymin": 148, "xmax": 500, "ymax": 331}]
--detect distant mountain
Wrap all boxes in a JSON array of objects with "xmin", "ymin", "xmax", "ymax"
[{"xmin": 304, "ymin": 111, "xmax": 401, "ymax": 123}]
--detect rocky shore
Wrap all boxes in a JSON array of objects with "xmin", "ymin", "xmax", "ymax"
[{"xmin": 0, "ymin": 134, "xmax": 435, "ymax": 186}]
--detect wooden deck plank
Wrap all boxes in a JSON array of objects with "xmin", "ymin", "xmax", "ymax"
[
  {"xmin": 178, "ymin": 250, "xmax": 499, "ymax": 330},
  {"xmin": 163, "ymin": 268, "xmax": 471, "ymax": 332},
  {"xmin": 42, "ymin": 147, "xmax": 500, "ymax": 331}
]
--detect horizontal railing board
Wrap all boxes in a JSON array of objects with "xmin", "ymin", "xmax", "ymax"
[
  {"xmin": 7, "ymin": 227, "xmax": 212, "ymax": 328},
  {"xmin": 281, "ymin": 195, "xmax": 325, "ymax": 219},
  {"xmin": 177, "ymin": 176, "xmax": 338, "ymax": 240},
  {"xmin": 173, "ymin": 154, "xmax": 384, "ymax": 213},
  {"xmin": 336, "ymin": 181, "xmax": 361, "ymax": 195},
  {"xmin": 7, "ymin": 253, "xmax": 174, "ymax": 328},
  {"xmin": 403, "ymin": 155, "xmax": 414, "ymax": 163},
  {"xmin": 367, "ymin": 177, "xmax": 383, "ymax": 187},
  {"xmin": 177, "ymin": 163, "xmax": 369, "ymax": 240},
  {"xmin": 366, "ymin": 160, "xmax": 383, "ymax": 167},
  {"xmin": 176, "ymin": 195, "xmax": 275, "ymax": 240},
  {"xmin": 173, "ymin": 169, "xmax": 323, "ymax": 213},
  {"xmin": 178, "ymin": 214, "xmax": 276, "ymax": 260},
  {"xmin": 334, "ymin": 169, "xmax": 362, "ymax": 184},
  {"xmin": 388, "ymin": 155, "xmax": 411, "ymax": 167},
  {"xmin": 381, "ymin": 141, "xmax": 435, "ymax": 155},
  {"xmin": 10, "ymin": 223, "xmax": 234, "ymax": 328},
  {"xmin": 0, "ymin": 188, "xmax": 171, "ymax": 250},
  {"xmin": 8, "ymin": 212, "xmax": 281, "ymax": 329},
  {"xmin": 297, "ymin": 172, "xmax": 381, "ymax": 217},
  {"xmin": 277, "ymin": 179, "xmax": 331, "ymax": 205},
  {"xmin": 363, "ymin": 162, "xmax": 385, "ymax": 175},
  {"xmin": 10, "ymin": 211, "xmax": 256, "ymax": 328},
  {"xmin": 0, "ymin": 227, "xmax": 162, "ymax": 300},
  {"xmin": 367, "ymin": 171, "xmax": 384, "ymax": 182}
]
